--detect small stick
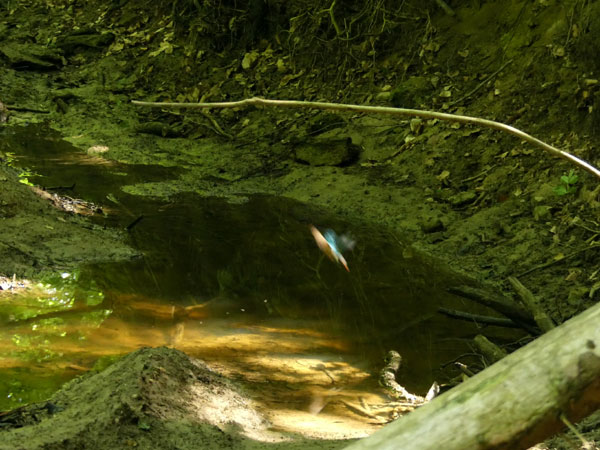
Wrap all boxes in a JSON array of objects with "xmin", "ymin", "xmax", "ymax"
[
  {"xmin": 126, "ymin": 215, "xmax": 144, "ymax": 231},
  {"xmin": 45, "ymin": 183, "xmax": 76, "ymax": 191},
  {"xmin": 560, "ymin": 413, "xmax": 592, "ymax": 448},
  {"xmin": 473, "ymin": 334, "xmax": 508, "ymax": 363},
  {"xmin": 455, "ymin": 362, "xmax": 476, "ymax": 377},
  {"xmin": 508, "ymin": 276, "xmax": 555, "ymax": 333},
  {"xmin": 516, "ymin": 242, "xmax": 600, "ymax": 278},
  {"xmin": 132, "ymin": 97, "xmax": 600, "ymax": 179},
  {"xmin": 442, "ymin": 353, "xmax": 485, "ymax": 368},
  {"xmin": 450, "ymin": 59, "xmax": 513, "ymax": 106},
  {"xmin": 435, "ymin": 0, "xmax": 455, "ymax": 16},
  {"xmin": 200, "ymin": 111, "xmax": 233, "ymax": 139}
]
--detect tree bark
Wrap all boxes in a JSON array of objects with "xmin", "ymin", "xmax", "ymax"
[{"xmin": 343, "ymin": 302, "xmax": 600, "ymax": 450}]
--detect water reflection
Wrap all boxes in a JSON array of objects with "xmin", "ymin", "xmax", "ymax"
[{"xmin": 0, "ymin": 194, "xmax": 491, "ymax": 421}]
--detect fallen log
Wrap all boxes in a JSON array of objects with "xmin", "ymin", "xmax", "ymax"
[{"xmin": 343, "ymin": 301, "xmax": 600, "ymax": 450}]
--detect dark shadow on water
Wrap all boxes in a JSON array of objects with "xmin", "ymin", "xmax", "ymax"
[{"xmin": 82, "ymin": 193, "xmax": 484, "ymax": 392}]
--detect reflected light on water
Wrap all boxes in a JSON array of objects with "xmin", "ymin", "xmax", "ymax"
[{"xmin": 0, "ymin": 282, "xmax": 390, "ymax": 437}]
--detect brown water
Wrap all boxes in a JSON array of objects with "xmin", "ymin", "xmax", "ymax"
[{"xmin": 0, "ymin": 125, "xmax": 516, "ymax": 430}]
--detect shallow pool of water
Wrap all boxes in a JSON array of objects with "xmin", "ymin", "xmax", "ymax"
[{"xmin": 0, "ymin": 125, "xmax": 515, "ymax": 426}]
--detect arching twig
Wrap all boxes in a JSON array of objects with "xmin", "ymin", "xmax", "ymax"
[{"xmin": 131, "ymin": 97, "xmax": 600, "ymax": 179}]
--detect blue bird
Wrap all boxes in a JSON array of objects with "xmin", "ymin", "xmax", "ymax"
[{"xmin": 310, "ymin": 225, "xmax": 355, "ymax": 271}]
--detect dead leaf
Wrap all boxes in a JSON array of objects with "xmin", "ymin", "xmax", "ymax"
[
  {"xmin": 565, "ymin": 268, "xmax": 581, "ymax": 282},
  {"xmin": 437, "ymin": 170, "xmax": 450, "ymax": 182},
  {"xmin": 241, "ymin": 51, "xmax": 259, "ymax": 70}
]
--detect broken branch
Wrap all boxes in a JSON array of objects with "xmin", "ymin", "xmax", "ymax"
[{"xmin": 508, "ymin": 276, "xmax": 556, "ymax": 333}]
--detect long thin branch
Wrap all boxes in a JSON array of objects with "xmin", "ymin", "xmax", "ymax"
[
  {"xmin": 131, "ymin": 97, "xmax": 600, "ymax": 179},
  {"xmin": 437, "ymin": 307, "xmax": 521, "ymax": 328}
]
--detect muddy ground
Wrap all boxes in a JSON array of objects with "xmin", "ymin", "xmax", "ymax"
[{"xmin": 1, "ymin": 0, "xmax": 600, "ymax": 448}]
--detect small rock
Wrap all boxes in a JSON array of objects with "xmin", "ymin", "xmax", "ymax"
[
  {"xmin": 293, "ymin": 137, "xmax": 360, "ymax": 167},
  {"xmin": 390, "ymin": 76, "xmax": 432, "ymax": 108},
  {"xmin": 532, "ymin": 183, "xmax": 558, "ymax": 203},
  {"xmin": 55, "ymin": 32, "xmax": 115, "ymax": 55},
  {"xmin": 135, "ymin": 122, "xmax": 181, "ymax": 138},
  {"xmin": 448, "ymin": 191, "xmax": 477, "ymax": 207},
  {"xmin": 87, "ymin": 145, "xmax": 109, "ymax": 155},
  {"xmin": 421, "ymin": 216, "xmax": 445, "ymax": 233}
]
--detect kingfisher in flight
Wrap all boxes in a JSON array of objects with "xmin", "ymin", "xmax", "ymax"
[{"xmin": 310, "ymin": 225, "xmax": 355, "ymax": 271}]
